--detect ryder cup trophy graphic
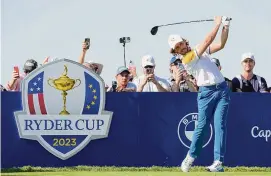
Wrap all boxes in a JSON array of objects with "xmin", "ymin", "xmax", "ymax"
[{"xmin": 48, "ymin": 65, "xmax": 81, "ymax": 115}]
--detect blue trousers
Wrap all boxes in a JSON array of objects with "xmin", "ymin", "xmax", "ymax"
[{"xmin": 189, "ymin": 81, "xmax": 230, "ymax": 162}]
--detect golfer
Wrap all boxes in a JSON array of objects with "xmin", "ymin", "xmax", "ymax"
[{"xmin": 168, "ymin": 16, "xmax": 230, "ymax": 172}]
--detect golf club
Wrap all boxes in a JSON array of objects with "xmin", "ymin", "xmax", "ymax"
[{"xmin": 150, "ymin": 18, "xmax": 232, "ymax": 35}]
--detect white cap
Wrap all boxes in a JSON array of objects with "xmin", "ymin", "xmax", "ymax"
[
  {"xmin": 168, "ymin": 34, "xmax": 184, "ymax": 49},
  {"xmin": 141, "ymin": 55, "xmax": 155, "ymax": 67},
  {"xmin": 241, "ymin": 52, "xmax": 255, "ymax": 63}
]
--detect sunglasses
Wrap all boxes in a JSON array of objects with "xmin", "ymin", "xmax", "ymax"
[
  {"xmin": 144, "ymin": 66, "xmax": 154, "ymax": 69},
  {"xmin": 243, "ymin": 59, "xmax": 254, "ymax": 63}
]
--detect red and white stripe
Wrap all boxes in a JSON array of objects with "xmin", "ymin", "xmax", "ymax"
[{"xmin": 28, "ymin": 93, "xmax": 47, "ymax": 114}]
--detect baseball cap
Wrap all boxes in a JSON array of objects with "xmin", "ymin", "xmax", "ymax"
[
  {"xmin": 141, "ymin": 55, "xmax": 155, "ymax": 67},
  {"xmin": 241, "ymin": 52, "xmax": 255, "ymax": 63},
  {"xmin": 168, "ymin": 34, "xmax": 184, "ymax": 49},
  {"xmin": 169, "ymin": 56, "xmax": 181, "ymax": 65},
  {"xmin": 23, "ymin": 59, "xmax": 38, "ymax": 73},
  {"xmin": 210, "ymin": 58, "xmax": 221, "ymax": 67},
  {"xmin": 116, "ymin": 66, "xmax": 130, "ymax": 75}
]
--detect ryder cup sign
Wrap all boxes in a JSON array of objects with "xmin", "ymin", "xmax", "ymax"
[{"xmin": 14, "ymin": 59, "xmax": 113, "ymax": 160}]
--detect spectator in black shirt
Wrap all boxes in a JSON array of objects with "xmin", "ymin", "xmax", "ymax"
[
  {"xmin": 210, "ymin": 58, "xmax": 232, "ymax": 91},
  {"xmin": 232, "ymin": 53, "xmax": 268, "ymax": 92}
]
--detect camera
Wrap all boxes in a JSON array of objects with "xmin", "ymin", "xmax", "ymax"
[
  {"xmin": 146, "ymin": 68, "xmax": 152, "ymax": 74},
  {"xmin": 112, "ymin": 81, "xmax": 117, "ymax": 92},
  {"xmin": 119, "ymin": 37, "xmax": 131, "ymax": 44}
]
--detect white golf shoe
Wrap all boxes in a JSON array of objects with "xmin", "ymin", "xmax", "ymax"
[
  {"xmin": 206, "ymin": 160, "xmax": 224, "ymax": 172},
  {"xmin": 180, "ymin": 153, "xmax": 195, "ymax": 172}
]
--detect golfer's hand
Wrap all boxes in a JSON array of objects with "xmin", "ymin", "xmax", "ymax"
[
  {"xmin": 214, "ymin": 16, "xmax": 222, "ymax": 26},
  {"xmin": 82, "ymin": 42, "xmax": 89, "ymax": 52},
  {"xmin": 222, "ymin": 16, "xmax": 230, "ymax": 27}
]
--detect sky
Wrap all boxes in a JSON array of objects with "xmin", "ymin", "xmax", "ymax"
[{"xmin": 1, "ymin": 0, "xmax": 271, "ymax": 87}]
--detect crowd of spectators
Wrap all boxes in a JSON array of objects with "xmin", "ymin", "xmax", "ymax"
[{"xmin": 1, "ymin": 40, "xmax": 270, "ymax": 93}]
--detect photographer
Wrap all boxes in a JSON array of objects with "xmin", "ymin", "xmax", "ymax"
[
  {"xmin": 169, "ymin": 56, "xmax": 198, "ymax": 92},
  {"xmin": 5, "ymin": 59, "xmax": 38, "ymax": 91},
  {"xmin": 134, "ymin": 55, "xmax": 170, "ymax": 92},
  {"xmin": 108, "ymin": 66, "xmax": 137, "ymax": 92}
]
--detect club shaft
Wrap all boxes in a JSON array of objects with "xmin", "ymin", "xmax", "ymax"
[{"xmin": 159, "ymin": 19, "xmax": 214, "ymax": 27}]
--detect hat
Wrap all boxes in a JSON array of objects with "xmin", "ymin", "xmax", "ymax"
[
  {"xmin": 241, "ymin": 52, "xmax": 255, "ymax": 63},
  {"xmin": 23, "ymin": 59, "xmax": 38, "ymax": 73},
  {"xmin": 169, "ymin": 55, "xmax": 182, "ymax": 65},
  {"xmin": 116, "ymin": 66, "xmax": 130, "ymax": 75},
  {"xmin": 84, "ymin": 60, "xmax": 103, "ymax": 75},
  {"xmin": 168, "ymin": 34, "xmax": 184, "ymax": 49},
  {"xmin": 141, "ymin": 55, "xmax": 155, "ymax": 67},
  {"xmin": 210, "ymin": 58, "xmax": 221, "ymax": 67}
]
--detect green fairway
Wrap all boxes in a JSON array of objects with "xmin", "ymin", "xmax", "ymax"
[{"xmin": 2, "ymin": 171, "xmax": 271, "ymax": 176}]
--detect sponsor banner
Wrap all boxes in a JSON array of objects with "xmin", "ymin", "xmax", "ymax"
[{"xmin": 1, "ymin": 90, "xmax": 271, "ymax": 168}]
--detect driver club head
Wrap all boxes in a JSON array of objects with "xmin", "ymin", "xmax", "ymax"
[{"xmin": 150, "ymin": 26, "xmax": 159, "ymax": 35}]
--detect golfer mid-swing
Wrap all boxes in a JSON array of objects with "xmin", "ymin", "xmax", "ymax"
[{"xmin": 168, "ymin": 16, "xmax": 230, "ymax": 172}]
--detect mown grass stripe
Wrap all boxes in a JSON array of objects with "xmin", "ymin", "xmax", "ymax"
[{"xmin": 2, "ymin": 166, "xmax": 271, "ymax": 173}]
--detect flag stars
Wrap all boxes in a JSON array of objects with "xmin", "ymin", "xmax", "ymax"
[
  {"xmin": 33, "ymin": 82, "xmax": 37, "ymax": 86},
  {"xmin": 37, "ymin": 87, "xmax": 41, "ymax": 91},
  {"xmin": 85, "ymin": 85, "xmax": 98, "ymax": 110},
  {"xmin": 37, "ymin": 77, "xmax": 41, "ymax": 81},
  {"xmin": 30, "ymin": 88, "xmax": 34, "ymax": 92}
]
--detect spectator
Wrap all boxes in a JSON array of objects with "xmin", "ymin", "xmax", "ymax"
[
  {"xmin": 107, "ymin": 66, "xmax": 137, "ymax": 92},
  {"xmin": 5, "ymin": 59, "xmax": 38, "ymax": 91},
  {"xmin": 210, "ymin": 58, "xmax": 232, "ymax": 91},
  {"xmin": 78, "ymin": 41, "xmax": 103, "ymax": 75},
  {"xmin": 232, "ymin": 53, "xmax": 268, "ymax": 92},
  {"xmin": 169, "ymin": 56, "xmax": 198, "ymax": 92},
  {"xmin": 134, "ymin": 55, "xmax": 170, "ymax": 92}
]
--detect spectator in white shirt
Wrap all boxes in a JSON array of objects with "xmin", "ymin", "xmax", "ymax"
[{"xmin": 134, "ymin": 55, "xmax": 170, "ymax": 92}]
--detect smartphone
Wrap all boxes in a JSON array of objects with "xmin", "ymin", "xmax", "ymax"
[
  {"xmin": 112, "ymin": 81, "xmax": 117, "ymax": 92},
  {"xmin": 14, "ymin": 66, "xmax": 19, "ymax": 75},
  {"xmin": 84, "ymin": 38, "xmax": 90, "ymax": 49},
  {"xmin": 177, "ymin": 63, "xmax": 185, "ymax": 71}
]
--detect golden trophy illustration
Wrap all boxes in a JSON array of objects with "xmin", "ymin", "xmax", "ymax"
[{"xmin": 48, "ymin": 65, "xmax": 81, "ymax": 115}]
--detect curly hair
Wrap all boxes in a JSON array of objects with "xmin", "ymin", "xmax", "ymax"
[{"xmin": 169, "ymin": 39, "xmax": 189, "ymax": 55}]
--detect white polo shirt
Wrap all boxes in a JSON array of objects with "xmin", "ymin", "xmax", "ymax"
[
  {"xmin": 133, "ymin": 75, "xmax": 171, "ymax": 92},
  {"xmin": 182, "ymin": 47, "xmax": 225, "ymax": 87}
]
